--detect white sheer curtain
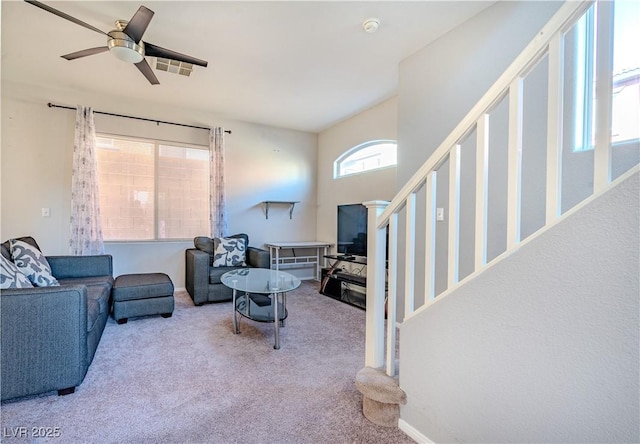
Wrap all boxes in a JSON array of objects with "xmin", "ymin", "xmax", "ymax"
[
  {"xmin": 209, "ymin": 127, "xmax": 228, "ymax": 238},
  {"xmin": 69, "ymin": 106, "xmax": 105, "ymax": 255}
]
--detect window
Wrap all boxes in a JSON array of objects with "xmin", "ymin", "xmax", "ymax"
[
  {"xmin": 96, "ymin": 135, "xmax": 210, "ymax": 241},
  {"xmin": 573, "ymin": 7, "xmax": 596, "ymax": 151},
  {"xmin": 573, "ymin": 1, "xmax": 640, "ymax": 151},
  {"xmin": 334, "ymin": 140, "xmax": 397, "ymax": 178},
  {"xmin": 611, "ymin": 1, "xmax": 640, "ymax": 145}
]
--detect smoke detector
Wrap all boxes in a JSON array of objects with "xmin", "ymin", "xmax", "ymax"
[{"xmin": 362, "ymin": 18, "xmax": 380, "ymax": 33}]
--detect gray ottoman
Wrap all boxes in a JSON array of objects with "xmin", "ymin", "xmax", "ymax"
[{"xmin": 112, "ymin": 273, "xmax": 174, "ymax": 324}]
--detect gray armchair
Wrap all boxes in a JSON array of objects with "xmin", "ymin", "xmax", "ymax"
[{"xmin": 185, "ymin": 233, "xmax": 270, "ymax": 305}]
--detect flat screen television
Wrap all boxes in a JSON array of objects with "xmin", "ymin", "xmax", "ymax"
[{"xmin": 337, "ymin": 203, "xmax": 368, "ymax": 257}]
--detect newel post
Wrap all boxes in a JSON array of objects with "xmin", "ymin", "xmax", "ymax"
[{"xmin": 363, "ymin": 201, "xmax": 389, "ymax": 368}]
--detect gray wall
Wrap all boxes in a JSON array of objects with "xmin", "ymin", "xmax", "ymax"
[{"xmin": 400, "ymin": 169, "xmax": 639, "ymax": 443}]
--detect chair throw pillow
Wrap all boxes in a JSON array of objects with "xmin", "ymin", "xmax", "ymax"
[
  {"xmin": 9, "ymin": 239, "xmax": 60, "ymax": 287},
  {"xmin": 0, "ymin": 255, "xmax": 34, "ymax": 289},
  {"xmin": 213, "ymin": 237, "xmax": 247, "ymax": 267}
]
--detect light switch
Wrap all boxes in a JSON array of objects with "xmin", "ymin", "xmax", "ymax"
[
  {"xmin": 41, "ymin": 208, "xmax": 50, "ymax": 217},
  {"xmin": 436, "ymin": 207, "xmax": 445, "ymax": 221}
]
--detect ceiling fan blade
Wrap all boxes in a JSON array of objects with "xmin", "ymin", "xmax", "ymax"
[
  {"xmin": 123, "ymin": 6, "xmax": 154, "ymax": 43},
  {"xmin": 135, "ymin": 59, "xmax": 160, "ymax": 85},
  {"xmin": 143, "ymin": 42, "xmax": 208, "ymax": 68},
  {"xmin": 62, "ymin": 46, "xmax": 109, "ymax": 61},
  {"xmin": 24, "ymin": 0, "xmax": 107, "ymax": 36}
]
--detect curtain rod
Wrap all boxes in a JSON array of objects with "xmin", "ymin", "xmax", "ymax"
[{"xmin": 47, "ymin": 102, "xmax": 231, "ymax": 134}]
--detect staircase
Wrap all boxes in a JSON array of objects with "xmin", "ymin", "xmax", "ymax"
[{"xmin": 360, "ymin": 0, "xmax": 639, "ymax": 441}]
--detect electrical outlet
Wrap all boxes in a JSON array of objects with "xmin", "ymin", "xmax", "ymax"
[
  {"xmin": 41, "ymin": 208, "xmax": 50, "ymax": 217},
  {"xmin": 436, "ymin": 207, "xmax": 445, "ymax": 221}
]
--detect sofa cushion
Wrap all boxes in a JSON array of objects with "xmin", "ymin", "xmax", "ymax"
[
  {"xmin": 1, "ymin": 236, "xmax": 41, "ymax": 261},
  {"xmin": 0, "ymin": 255, "xmax": 34, "ymax": 289},
  {"xmin": 1, "ymin": 244, "xmax": 9, "ymax": 261},
  {"xmin": 48, "ymin": 255, "xmax": 113, "ymax": 280},
  {"xmin": 56, "ymin": 277, "xmax": 112, "ymax": 315},
  {"xmin": 194, "ymin": 236, "xmax": 215, "ymax": 256},
  {"xmin": 87, "ymin": 297, "xmax": 101, "ymax": 333},
  {"xmin": 213, "ymin": 237, "xmax": 246, "ymax": 267},
  {"xmin": 57, "ymin": 276, "xmax": 115, "ymax": 289},
  {"xmin": 10, "ymin": 239, "xmax": 59, "ymax": 287},
  {"xmin": 88, "ymin": 282, "xmax": 112, "ymax": 315},
  {"xmin": 209, "ymin": 266, "xmax": 244, "ymax": 285}
]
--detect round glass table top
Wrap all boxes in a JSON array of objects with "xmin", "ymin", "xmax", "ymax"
[{"xmin": 220, "ymin": 268, "xmax": 301, "ymax": 294}]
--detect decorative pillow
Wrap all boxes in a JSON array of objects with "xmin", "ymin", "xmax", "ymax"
[
  {"xmin": 1, "ymin": 236, "xmax": 41, "ymax": 261},
  {"xmin": 9, "ymin": 239, "xmax": 60, "ymax": 287},
  {"xmin": 1, "ymin": 243, "xmax": 11, "ymax": 261},
  {"xmin": 213, "ymin": 237, "xmax": 246, "ymax": 267},
  {"xmin": 0, "ymin": 255, "xmax": 34, "ymax": 289}
]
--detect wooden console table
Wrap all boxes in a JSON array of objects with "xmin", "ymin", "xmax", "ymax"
[{"xmin": 265, "ymin": 241, "xmax": 333, "ymax": 281}]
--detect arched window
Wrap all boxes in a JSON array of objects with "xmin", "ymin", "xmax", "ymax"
[{"xmin": 334, "ymin": 140, "xmax": 397, "ymax": 178}]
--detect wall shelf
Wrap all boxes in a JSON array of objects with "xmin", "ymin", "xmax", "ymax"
[{"xmin": 263, "ymin": 201, "xmax": 299, "ymax": 219}]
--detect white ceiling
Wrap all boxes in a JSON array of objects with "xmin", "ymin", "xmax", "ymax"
[{"xmin": 2, "ymin": 1, "xmax": 494, "ymax": 133}]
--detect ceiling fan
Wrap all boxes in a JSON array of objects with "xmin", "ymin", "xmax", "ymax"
[{"xmin": 24, "ymin": 0, "xmax": 208, "ymax": 85}]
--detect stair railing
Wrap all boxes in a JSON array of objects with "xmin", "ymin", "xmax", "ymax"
[{"xmin": 364, "ymin": 0, "xmax": 615, "ymax": 376}]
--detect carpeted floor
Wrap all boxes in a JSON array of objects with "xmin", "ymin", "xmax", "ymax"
[{"xmin": 1, "ymin": 281, "xmax": 412, "ymax": 443}]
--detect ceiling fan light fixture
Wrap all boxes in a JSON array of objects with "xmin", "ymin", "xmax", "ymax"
[
  {"xmin": 107, "ymin": 31, "xmax": 144, "ymax": 63},
  {"xmin": 24, "ymin": 1, "xmax": 208, "ymax": 85}
]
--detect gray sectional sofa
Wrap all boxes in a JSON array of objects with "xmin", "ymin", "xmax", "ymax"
[
  {"xmin": 1, "ymin": 237, "xmax": 114, "ymax": 401},
  {"xmin": 185, "ymin": 233, "xmax": 270, "ymax": 305}
]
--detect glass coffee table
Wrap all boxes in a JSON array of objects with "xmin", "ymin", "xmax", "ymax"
[{"xmin": 221, "ymin": 268, "xmax": 301, "ymax": 349}]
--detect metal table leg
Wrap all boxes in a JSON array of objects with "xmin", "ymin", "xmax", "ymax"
[
  {"xmin": 232, "ymin": 287, "xmax": 240, "ymax": 334},
  {"xmin": 273, "ymin": 291, "xmax": 280, "ymax": 349},
  {"xmin": 281, "ymin": 292, "xmax": 287, "ymax": 327}
]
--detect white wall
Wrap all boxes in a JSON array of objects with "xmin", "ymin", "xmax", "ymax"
[
  {"xmin": 316, "ymin": 97, "xmax": 397, "ymax": 253},
  {"xmin": 398, "ymin": 1, "xmax": 562, "ymax": 183},
  {"xmin": 1, "ymin": 81, "xmax": 317, "ymax": 288},
  {"xmin": 400, "ymin": 169, "xmax": 640, "ymax": 443},
  {"xmin": 396, "ymin": 1, "xmax": 563, "ymax": 304},
  {"xmin": 394, "ymin": 1, "xmax": 640, "ymax": 441}
]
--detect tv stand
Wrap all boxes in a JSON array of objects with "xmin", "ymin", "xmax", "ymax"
[{"xmin": 320, "ymin": 255, "xmax": 367, "ymax": 309}]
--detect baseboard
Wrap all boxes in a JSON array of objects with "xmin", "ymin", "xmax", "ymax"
[
  {"xmin": 398, "ymin": 419, "xmax": 434, "ymax": 444},
  {"xmin": 174, "ymin": 287, "xmax": 186, "ymax": 293}
]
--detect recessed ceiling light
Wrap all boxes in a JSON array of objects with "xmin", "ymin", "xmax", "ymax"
[{"xmin": 362, "ymin": 18, "xmax": 380, "ymax": 33}]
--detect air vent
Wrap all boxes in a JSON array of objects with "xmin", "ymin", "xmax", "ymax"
[{"xmin": 155, "ymin": 58, "xmax": 193, "ymax": 77}]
